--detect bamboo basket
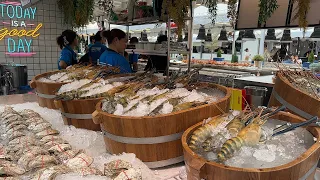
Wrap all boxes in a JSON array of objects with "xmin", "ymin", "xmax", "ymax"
[
  {"xmin": 92, "ymin": 83, "xmax": 231, "ymax": 168},
  {"xmin": 268, "ymin": 73, "xmax": 320, "ymax": 119},
  {"xmin": 29, "ymin": 71, "xmax": 67, "ymax": 109},
  {"xmin": 182, "ymin": 112, "xmax": 320, "ymax": 180}
]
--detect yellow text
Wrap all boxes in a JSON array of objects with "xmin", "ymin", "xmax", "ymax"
[{"xmin": 0, "ymin": 23, "xmax": 42, "ymax": 40}]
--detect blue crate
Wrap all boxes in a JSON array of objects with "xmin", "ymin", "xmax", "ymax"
[
  {"xmin": 303, "ymin": 62, "xmax": 311, "ymax": 68},
  {"xmin": 213, "ymin": 58, "xmax": 224, "ymax": 61},
  {"xmin": 19, "ymin": 85, "xmax": 33, "ymax": 91}
]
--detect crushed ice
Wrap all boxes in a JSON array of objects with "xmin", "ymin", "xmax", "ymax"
[
  {"xmin": 200, "ymin": 119, "xmax": 315, "ymax": 169},
  {"xmin": 0, "ymin": 103, "xmax": 158, "ymax": 180}
]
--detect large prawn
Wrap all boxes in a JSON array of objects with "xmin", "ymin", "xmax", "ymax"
[
  {"xmin": 217, "ymin": 110, "xmax": 267, "ymax": 162},
  {"xmin": 201, "ymin": 112, "xmax": 254, "ymax": 152},
  {"xmin": 188, "ymin": 113, "xmax": 234, "ymax": 152}
]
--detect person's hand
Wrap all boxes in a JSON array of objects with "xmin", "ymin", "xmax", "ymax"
[{"xmin": 66, "ymin": 65, "xmax": 72, "ymax": 70}]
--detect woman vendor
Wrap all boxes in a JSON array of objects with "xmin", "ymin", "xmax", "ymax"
[
  {"xmin": 56, "ymin": 30, "xmax": 78, "ymax": 70},
  {"xmin": 99, "ymin": 29, "xmax": 132, "ymax": 73}
]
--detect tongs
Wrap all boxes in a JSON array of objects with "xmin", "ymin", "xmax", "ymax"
[{"xmin": 272, "ymin": 116, "xmax": 319, "ymax": 137}]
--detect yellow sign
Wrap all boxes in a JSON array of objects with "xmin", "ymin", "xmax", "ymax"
[
  {"xmin": 0, "ymin": 23, "xmax": 42, "ymax": 40},
  {"xmin": 230, "ymin": 88, "xmax": 243, "ymax": 111}
]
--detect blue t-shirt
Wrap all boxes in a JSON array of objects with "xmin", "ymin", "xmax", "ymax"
[
  {"xmin": 88, "ymin": 42, "xmax": 107, "ymax": 64},
  {"xmin": 129, "ymin": 54, "xmax": 139, "ymax": 64},
  {"xmin": 99, "ymin": 49, "xmax": 132, "ymax": 74},
  {"xmin": 58, "ymin": 45, "xmax": 77, "ymax": 70}
]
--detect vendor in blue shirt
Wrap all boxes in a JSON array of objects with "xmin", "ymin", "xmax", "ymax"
[
  {"xmin": 99, "ymin": 29, "xmax": 132, "ymax": 74},
  {"xmin": 88, "ymin": 31, "xmax": 107, "ymax": 65},
  {"xmin": 88, "ymin": 36, "xmax": 95, "ymax": 49},
  {"xmin": 56, "ymin": 30, "xmax": 78, "ymax": 70},
  {"xmin": 129, "ymin": 37, "xmax": 139, "ymax": 72}
]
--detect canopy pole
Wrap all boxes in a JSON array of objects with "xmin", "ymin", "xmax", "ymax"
[
  {"xmin": 187, "ymin": 0, "xmax": 194, "ymax": 72},
  {"xmin": 167, "ymin": 17, "xmax": 171, "ymax": 76}
]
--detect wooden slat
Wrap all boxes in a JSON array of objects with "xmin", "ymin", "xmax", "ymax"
[{"xmin": 30, "ymin": 70, "xmax": 67, "ymax": 109}]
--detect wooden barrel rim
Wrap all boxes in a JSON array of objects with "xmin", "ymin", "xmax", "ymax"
[
  {"xmin": 32, "ymin": 70, "xmax": 68, "ymax": 86},
  {"xmin": 95, "ymin": 83, "xmax": 231, "ymax": 120},
  {"xmin": 276, "ymin": 73, "xmax": 320, "ymax": 103},
  {"xmin": 182, "ymin": 111, "xmax": 320, "ymax": 173},
  {"xmin": 270, "ymin": 73, "xmax": 320, "ymax": 119}
]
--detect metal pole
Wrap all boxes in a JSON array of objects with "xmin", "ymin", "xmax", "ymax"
[
  {"xmin": 126, "ymin": 26, "xmax": 130, "ymax": 41},
  {"xmin": 259, "ymin": 29, "xmax": 266, "ymax": 55},
  {"xmin": 240, "ymin": 42, "xmax": 244, "ymax": 61},
  {"xmin": 200, "ymin": 41, "xmax": 203, "ymax": 59},
  {"xmin": 232, "ymin": 31, "xmax": 236, "ymax": 54},
  {"xmin": 167, "ymin": 18, "xmax": 171, "ymax": 76},
  {"xmin": 187, "ymin": 0, "xmax": 194, "ymax": 72}
]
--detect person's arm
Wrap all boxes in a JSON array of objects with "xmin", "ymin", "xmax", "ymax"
[
  {"xmin": 59, "ymin": 60, "xmax": 68, "ymax": 69},
  {"xmin": 132, "ymin": 62, "xmax": 138, "ymax": 72},
  {"xmin": 89, "ymin": 56, "xmax": 93, "ymax": 64},
  {"xmin": 59, "ymin": 50, "xmax": 72, "ymax": 70},
  {"xmin": 88, "ymin": 47, "xmax": 93, "ymax": 64},
  {"xmin": 132, "ymin": 54, "xmax": 139, "ymax": 72}
]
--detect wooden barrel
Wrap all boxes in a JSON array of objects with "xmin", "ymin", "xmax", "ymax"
[
  {"xmin": 29, "ymin": 71, "xmax": 67, "ymax": 109},
  {"xmin": 182, "ymin": 112, "xmax": 320, "ymax": 180},
  {"xmin": 268, "ymin": 73, "xmax": 320, "ymax": 119},
  {"xmin": 54, "ymin": 73, "xmax": 143, "ymax": 131},
  {"xmin": 54, "ymin": 98, "xmax": 102, "ymax": 131},
  {"xmin": 92, "ymin": 83, "xmax": 231, "ymax": 168}
]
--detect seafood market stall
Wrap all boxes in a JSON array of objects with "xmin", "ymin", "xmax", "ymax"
[{"xmin": 2, "ymin": 94, "xmax": 320, "ymax": 180}]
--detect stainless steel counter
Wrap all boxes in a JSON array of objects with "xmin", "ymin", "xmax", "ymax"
[{"xmin": 234, "ymin": 75, "xmax": 275, "ymax": 88}]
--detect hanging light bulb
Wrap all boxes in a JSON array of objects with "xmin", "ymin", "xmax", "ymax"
[
  {"xmin": 218, "ymin": 26, "xmax": 228, "ymax": 42},
  {"xmin": 309, "ymin": 27, "xmax": 320, "ymax": 41},
  {"xmin": 242, "ymin": 30, "xmax": 256, "ymax": 41},
  {"xmin": 196, "ymin": 25, "xmax": 206, "ymax": 40},
  {"xmin": 280, "ymin": 29, "xmax": 292, "ymax": 43},
  {"xmin": 236, "ymin": 30, "xmax": 245, "ymax": 42},
  {"xmin": 206, "ymin": 29, "xmax": 212, "ymax": 42},
  {"xmin": 265, "ymin": 29, "xmax": 278, "ymax": 42}
]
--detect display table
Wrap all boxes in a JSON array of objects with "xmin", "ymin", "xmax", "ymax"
[
  {"xmin": 1, "ymin": 93, "xmax": 320, "ymax": 180},
  {"xmin": 0, "ymin": 93, "xmax": 37, "ymax": 105}
]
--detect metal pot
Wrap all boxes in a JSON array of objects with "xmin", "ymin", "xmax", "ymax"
[
  {"xmin": 254, "ymin": 61, "xmax": 263, "ymax": 69},
  {"xmin": 2, "ymin": 64, "xmax": 28, "ymax": 88}
]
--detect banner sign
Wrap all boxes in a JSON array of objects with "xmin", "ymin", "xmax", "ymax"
[{"xmin": 0, "ymin": 1, "xmax": 42, "ymax": 57}]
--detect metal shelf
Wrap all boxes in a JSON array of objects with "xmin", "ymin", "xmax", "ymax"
[
  {"xmin": 125, "ymin": 49, "xmax": 189, "ymax": 56},
  {"xmin": 109, "ymin": 17, "xmax": 164, "ymax": 26},
  {"xmin": 109, "ymin": 17, "xmax": 191, "ymax": 26}
]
